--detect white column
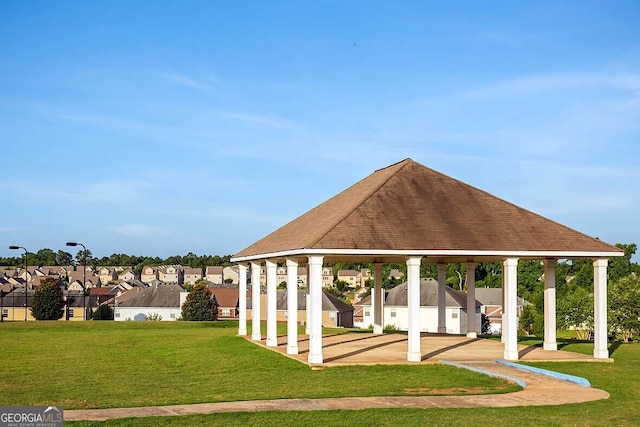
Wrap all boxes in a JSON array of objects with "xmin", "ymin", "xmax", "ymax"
[
  {"xmin": 265, "ymin": 260, "xmax": 277, "ymax": 347},
  {"xmin": 501, "ymin": 271, "xmax": 506, "ymax": 343},
  {"xmin": 437, "ymin": 263, "xmax": 447, "ymax": 333},
  {"xmin": 466, "ymin": 262, "xmax": 477, "ymax": 338},
  {"xmin": 238, "ymin": 264, "xmax": 248, "ymax": 336},
  {"xmin": 305, "ymin": 293, "xmax": 310, "ymax": 334},
  {"xmin": 286, "ymin": 258, "xmax": 298, "ymax": 355},
  {"xmin": 373, "ymin": 263, "xmax": 383, "ymax": 334},
  {"xmin": 543, "ymin": 259, "xmax": 557, "ymax": 351},
  {"xmin": 503, "ymin": 258, "xmax": 519, "ymax": 360},
  {"xmin": 407, "ymin": 257, "xmax": 422, "ymax": 362},
  {"xmin": 593, "ymin": 258, "xmax": 609, "ymax": 359},
  {"xmin": 251, "ymin": 262, "xmax": 262, "ymax": 341},
  {"xmin": 308, "ymin": 255, "xmax": 324, "ymax": 365}
]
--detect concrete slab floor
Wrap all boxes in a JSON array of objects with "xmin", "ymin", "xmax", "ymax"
[{"xmin": 254, "ymin": 332, "xmax": 612, "ymax": 366}]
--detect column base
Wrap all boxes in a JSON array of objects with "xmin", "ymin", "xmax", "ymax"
[
  {"xmin": 287, "ymin": 345, "xmax": 299, "ymax": 355},
  {"xmin": 543, "ymin": 341, "xmax": 557, "ymax": 351},
  {"xmin": 407, "ymin": 351, "xmax": 422, "ymax": 362},
  {"xmin": 437, "ymin": 326, "xmax": 447, "ymax": 334},
  {"xmin": 308, "ymin": 353, "xmax": 323, "ymax": 365},
  {"xmin": 238, "ymin": 328, "xmax": 247, "ymax": 336},
  {"xmin": 251, "ymin": 333, "xmax": 262, "ymax": 341},
  {"xmin": 373, "ymin": 325, "xmax": 383, "ymax": 334},
  {"xmin": 594, "ymin": 349, "xmax": 610, "ymax": 359},
  {"xmin": 466, "ymin": 332, "xmax": 477, "ymax": 338},
  {"xmin": 266, "ymin": 337, "xmax": 278, "ymax": 347},
  {"xmin": 503, "ymin": 350, "xmax": 519, "ymax": 361}
]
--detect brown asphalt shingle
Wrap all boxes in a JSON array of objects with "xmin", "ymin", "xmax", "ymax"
[{"xmin": 235, "ymin": 158, "xmax": 621, "ymax": 258}]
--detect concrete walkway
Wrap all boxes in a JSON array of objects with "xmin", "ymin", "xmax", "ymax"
[{"xmin": 65, "ymin": 359, "xmax": 609, "ymax": 421}]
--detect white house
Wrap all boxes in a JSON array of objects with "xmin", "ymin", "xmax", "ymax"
[
  {"xmin": 114, "ymin": 284, "xmax": 187, "ymax": 321},
  {"xmin": 357, "ymin": 278, "xmax": 481, "ymax": 335}
]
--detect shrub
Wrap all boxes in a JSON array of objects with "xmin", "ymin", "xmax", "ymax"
[
  {"xmin": 93, "ymin": 304, "xmax": 114, "ymax": 320},
  {"xmin": 181, "ymin": 284, "xmax": 218, "ymax": 321}
]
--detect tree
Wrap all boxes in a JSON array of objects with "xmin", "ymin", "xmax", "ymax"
[
  {"xmin": 35, "ymin": 248, "xmax": 56, "ymax": 266},
  {"xmin": 557, "ymin": 286, "xmax": 593, "ymax": 339},
  {"xmin": 93, "ymin": 304, "xmax": 114, "ymax": 320},
  {"xmin": 181, "ymin": 284, "xmax": 218, "ymax": 321},
  {"xmin": 31, "ymin": 277, "xmax": 64, "ymax": 320},
  {"xmin": 609, "ymin": 243, "xmax": 637, "ymax": 282},
  {"xmin": 609, "ymin": 275, "xmax": 640, "ymax": 342},
  {"xmin": 519, "ymin": 305, "xmax": 541, "ymax": 336},
  {"xmin": 334, "ymin": 280, "xmax": 349, "ymax": 293},
  {"xmin": 55, "ymin": 250, "xmax": 73, "ymax": 266},
  {"xmin": 75, "ymin": 249, "xmax": 93, "ymax": 266}
]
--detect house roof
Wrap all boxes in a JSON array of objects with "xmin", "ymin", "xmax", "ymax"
[
  {"xmin": 247, "ymin": 289, "xmax": 353, "ymax": 313},
  {"xmin": 474, "ymin": 287, "xmax": 529, "ymax": 307},
  {"xmin": 116, "ymin": 284, "xmax": 184, "ymax": 308},
  {"xmin": 233, "ymin": 158, "xmax": 622, "ymax": 263},
  {"xmin": 206, "ymin": 266, "xmax": 223, "ymax": 274},
  {"xmin": 209, "ymin": 287, "xmax": 240, "ymax": 308},
  {"xmin": 380, "ymin": 278, "xmax": 480, "ymax": 308}
]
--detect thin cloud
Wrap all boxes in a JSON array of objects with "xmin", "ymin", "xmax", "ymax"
[
  {"xmin": 110, "ymin": 224, "xmax": 164, "ymax": 238},
  {"xmin": 162, "ymin": 72, "xmax": 209, "ymax": 90},
  {"xmin": 220, "ymin": 111, "xmax": 295, "ymax": 129}
]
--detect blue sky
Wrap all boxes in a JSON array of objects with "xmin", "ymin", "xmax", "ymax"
[{"xmin": 1, "ymin": 1, "xmax": 639, "ymax": 260}]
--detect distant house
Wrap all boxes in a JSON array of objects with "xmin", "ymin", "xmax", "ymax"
[
  {"xmin": 141, "ymin": 266, "xmax": 158, "ymax": 284},
  {"xmin": 222, "ymin": 266, "xmax": 240, "ymax": 285},
  {"xmin": 206, "ymin": 266, "xmax": 223, "ymax": 284},
  {"xmin": 321, "ymin": 267, "xmax": 333, "ymax": 287},
  {"xmin": 67, "ymin": 270, "xmax": 101, "ymax": 290},
  {"xmin": 64, "ymin": 292, "xmax": 92, "ymax": 321},
  {"xmin": 40, "ymin": 266, "xmax": 70, "ymax": 276},
  {"xmin": 355, "ymin": 278, "xmax": 481, "ymax": 334},
  {"xmin": 90, "ymin": 287, "xmax": 119, "ymax": 305},
  {"xmin": 118, "ymin": 270, "xmax": 136, "ymax": 283},
  {"xmin": 209, "ymin": 287, "xmax": 243, "ymax": 319},
  {"xmin": 157, "ymin": 265, "xmax": 182, "ymax": 284},
  {"xmin": 183, "ymin": 267, "xmax": 203, "ymax": 285},
  {"xmin": 97, "ymin": 267, "xmax": 118, "ymax": 285},
  {"xmin": 337, "ymin": 270, "xmax": 359, "ymax": 288},
  {"xmin": 0, "ymin": 288, "xmax": 35, "ymax": 321},
  {"xmin": 388, "ymin": 268, "xmax": 404, "ymax": 281},
  {"xmin": 474, "ymin": 288, "xmax": 529, "ymax": 334},
  {"xmin": 114, "ymin": 284, "xmax": 187, "ymax": 321},
  {"xmin": 248, "ymin": 289, "xmax": 354, "ymax": 328}
]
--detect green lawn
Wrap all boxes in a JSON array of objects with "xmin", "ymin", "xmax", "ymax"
[
  {"xmin": 0, "ymin": 321, "xmax": 516, "ymax": 411},
  {"xmin": 3, "ymin": 322, "xmax": 637, "ymax": 426}
]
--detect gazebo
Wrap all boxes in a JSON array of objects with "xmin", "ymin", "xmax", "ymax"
[{"xmin": 231, "ymin": 158, "xmax": 622, "ymax": 364}]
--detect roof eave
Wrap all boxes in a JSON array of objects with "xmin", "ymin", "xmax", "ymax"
[{"xmin": 231, "ymin": 248, "xmax": 624, "ymax": 263}]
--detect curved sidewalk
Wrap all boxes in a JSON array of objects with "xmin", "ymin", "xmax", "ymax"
[{"xmin": 65, "ymin": 360, "xmax": 609, "ymax": 421}]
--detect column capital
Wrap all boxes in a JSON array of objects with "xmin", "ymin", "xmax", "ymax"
[
  {"xmin": 503, "ymin": 257, "xmax": 519, "ymax": 267},
  {"xmin": 307, "ymin": 255, "xmax": 324, "ymax": 266},
  {"xmin": 285, "ymin": 258, "xmax": 298, "ymax": 268},
  {"xmin": 406, "ymin": 256, "xmax": 422, "ymax": 267},
  {"xmin": 265, "ymin": 259, "xmax": 276, "ymax": 268},
  {"xmin": 593, "ymin": 258, "xmax": 608, "ymax": 268}
]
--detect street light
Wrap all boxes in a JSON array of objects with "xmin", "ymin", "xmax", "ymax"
[
  {"xmin": 9, "ymin": 245, "xmax": 28, "ymax": 321},
  {"xmin": 66, "ymin": 242, "xmax": 87, "ymax": 321}
]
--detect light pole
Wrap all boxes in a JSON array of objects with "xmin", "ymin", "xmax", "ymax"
[
  {"xmin": 9, "ymin": 245, "xmax": 28, "ymax": 321},
  {"xmin": 66, "ymin": 242, "xmax": 87, "ymax": 321}
]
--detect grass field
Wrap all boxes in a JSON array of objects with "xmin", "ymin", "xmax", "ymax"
[
  {"xmin": 0, "ymin": 321, "xmax": 516, "ymax": 408},
  {"xmin": 2, "ymin": 321, "xmax": 638, "ymax": 426}
]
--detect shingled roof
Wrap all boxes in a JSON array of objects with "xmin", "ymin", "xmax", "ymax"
[{"xmin": 233, "ymin": 158, "xmax": 622, "ymax": 262}]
